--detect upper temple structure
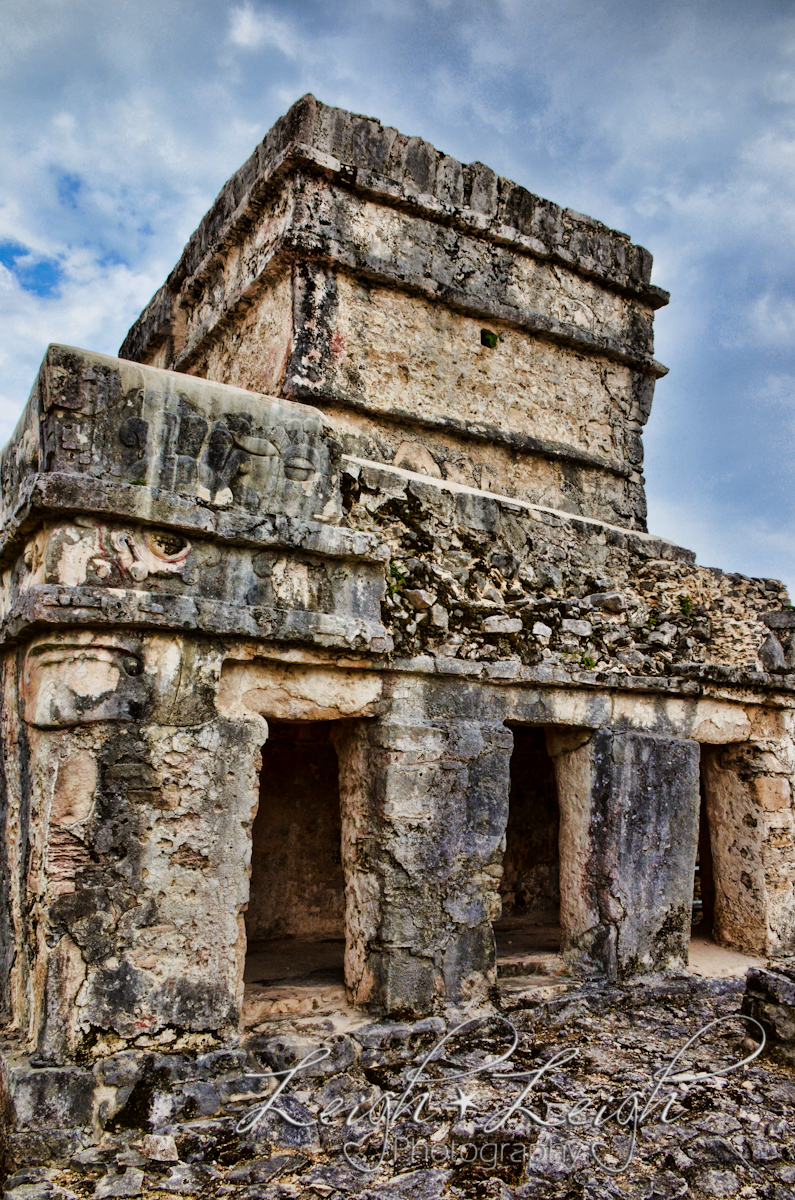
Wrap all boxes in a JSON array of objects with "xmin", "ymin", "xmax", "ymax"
[{"xmin": 1, "ymin": 95, "xmax": 794, "ymax": 1167}]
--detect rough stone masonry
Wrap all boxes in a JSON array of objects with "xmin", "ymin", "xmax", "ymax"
[{"xmin": 0, "ymin": 94, "xmax": 793, "ymax": 1173}]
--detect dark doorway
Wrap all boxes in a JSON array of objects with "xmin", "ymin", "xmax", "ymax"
[
  {"xmin": 244, "ymin": 721, "xmax": 345, "ymax": 992},
  {"xmin": 692, "ymin": 768, "xmax": 716, "ymax": 937},
  {"xmin": 495, "ymin": 726, "xmax": 562, "ymax": 971}
]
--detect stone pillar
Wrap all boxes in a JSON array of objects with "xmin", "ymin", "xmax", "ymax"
[
  {"xmin": 701, "ymin": 727, "xmax": 795, "ymax": 957},
  {"xmin": 12, "ymin": 631, "xmax": 266, "ymax": 1061},
  {"xmin": 549, "ymin": 728, "xmax": 700, "ymax": 980},
  {"xmin": 0, "ymin": 652, "xmax": 28, "ymax": 1037},
  {"xmin": 333, "ymin": 716, "xmax": 512, "ymax": 1016}
]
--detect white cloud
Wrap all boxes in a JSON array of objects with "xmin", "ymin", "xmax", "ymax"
[
  {"xmin": 227, "ymin": 3, "xmax": 297, "ymax": 56},
  {"xmin": 725, "ymin": 293, "xmax": 795, "ymax": 351},
  {"xmin": 759, "ymin": 373, "xmax": 795, "ymax": 410}
]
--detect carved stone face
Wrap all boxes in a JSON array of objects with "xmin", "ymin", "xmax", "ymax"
[
  {"xmin": 110, "ymin": 527, "xmax": 191, "ymax": 583},
  {"xmin": 13, "ymin": 521, "xmax": 192, "ymax": 596},
  {"xmin": 204, "ymin": 410, "xmax": 325, "ymax": 508},
  {"xmin": 22, "ymin": 632, "xmax": 149, "ymax": 728},
  {"xmin": 114, "ymin": 383, "xmax": 334, "ymax": 513}
]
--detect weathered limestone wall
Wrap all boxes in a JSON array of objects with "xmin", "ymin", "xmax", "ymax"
[
  {"xmin": 0, "ymin": 345, "xmax": 390, "ymax": 656},
  {"xmin": 0, "ymin": 654, "xmax": 26, "ymax": 1033},
  {"xmin": 3, "ymin": 625, "xmax": 795, "ymax": 1058},
  {"xmin": 342, "ymin": 457, "xmax": 786, "ymax": 682},
  {"xmin": 1, "ymin": 631, "xmax": 265, "ymax": 1062},
  {"xmin": 283, "ymin": 265, "xmax": 643, "ymax": 469},
  {"xmin": 0, "ymin": 345, "xmax": 389, "ymax": 1053},
  {"xmin": 701, "ymin": 709, "xmax": 795, "ymax": 957},
  {"xmin": 1, "ymin": 344, "xmax": 793, "ymax": 1049},
  {"xmin": 120, "ymin": 95, "xmax": 667, "ymax": 529},
  {"xmin": 221, "ymin": 655, "xmax": 795, "ymax": 1001},
  {"xmin": 551, "ymin": 729, "xmax": 700, "ymax": 978}
]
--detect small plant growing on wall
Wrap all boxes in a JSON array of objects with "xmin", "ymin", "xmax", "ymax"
[{"xmin": 388, "ymin": 563, "xmax": 407, "ymax": 595}]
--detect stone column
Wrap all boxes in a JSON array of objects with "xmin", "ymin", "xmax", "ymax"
[
  {"xmin": 13, "ymin": 631, "xmax": 266, "ymax": 1062},
  {"xmin": 701, "ymin": 719, "xmax": 795, "ymax": 957},
  {"xmin": 333, "ymin": 715, "xmax": 512, "ymax": 1016},
  {"xmin": 549, "ymin": 728, "xmax": 700, "ymax": 980},
  {"xmin": 0, "ymin": 652, "xmax": 29, "ymax": 1037}
]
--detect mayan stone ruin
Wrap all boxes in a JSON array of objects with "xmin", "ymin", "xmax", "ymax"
[{"xmin": 0, "ymin": 94, "xmax": 794, "ymax": 1182}]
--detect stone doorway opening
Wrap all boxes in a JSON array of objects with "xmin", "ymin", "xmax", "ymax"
[
  {"xmin": 243, "ymin": 720, "xmax": 346, "ymax": 1015},
  {"xmin": 496, "ymin": 726, "xmax": 563, "ymax": 976},
  {"xmin": 687, "ymin": 748, "xmax": 764, "ymax": 978},
  {"xmin": 692, "ymin": 770, "xmax": 717, "ymax": 939}
]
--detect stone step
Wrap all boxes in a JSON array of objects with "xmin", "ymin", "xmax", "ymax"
[{"xmin": 497, "ymin": 952, "xmax": 568, "ymax": 978}]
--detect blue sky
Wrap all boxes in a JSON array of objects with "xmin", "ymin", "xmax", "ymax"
[{"xmin": 2, "ymin": 0, "xmax": 795, "ymax": 591}]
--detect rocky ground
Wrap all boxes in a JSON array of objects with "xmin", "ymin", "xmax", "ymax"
[{"xmin": 5, "ymin": 972, "xmax": 794, "ymax": 1200}]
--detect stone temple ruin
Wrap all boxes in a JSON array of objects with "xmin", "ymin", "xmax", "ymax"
[{"xmin": 1, "ymin": 94, "xmax": 794, "ymax": 1165}]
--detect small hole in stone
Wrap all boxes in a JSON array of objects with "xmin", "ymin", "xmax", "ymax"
[
  {"xmin": 481, "ymin": 329, "xmax": 499, "ymax": 348},
  {"xmin": 122, "ymin": 656, "xmax": 143, "ymax": 677}
]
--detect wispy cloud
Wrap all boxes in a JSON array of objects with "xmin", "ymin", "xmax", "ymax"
[
  {"xmin": 227, "ymin": 3, "xmax": 298, "ymax": 56},
  {"xmin": 744, "ymin": 293, "xmax": 795, "ymax": 349}
]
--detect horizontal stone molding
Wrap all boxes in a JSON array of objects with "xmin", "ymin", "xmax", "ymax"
[
  {"xmin": 166, "ymin": 226, "xmax": 668, "ymax": 383},
  {"xmin": 0, "ymin": 472, "xmax": 387, "ymax": 569},
  {"xmin": 0, "ymin": 585, "xmax": 389, "ymax": 651},
  {"xmin": 383, "ymin": 651, "xmax": 795, "ymax": 698},
  {"xmin": 121, "ymin": 97, "xmax": 670, "ymax": 364},
  {"xmin": 286, "ymin": 392, "xmax": 637, "ymax": 480}
]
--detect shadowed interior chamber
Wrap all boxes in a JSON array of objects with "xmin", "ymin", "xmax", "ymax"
[
  {"xmin": 245, "ymin": 720, "xmax": 345, "ymax": 986},
  {"xmin": 496, "ymin": 725, "xmax": 561, "ymax": 960}
]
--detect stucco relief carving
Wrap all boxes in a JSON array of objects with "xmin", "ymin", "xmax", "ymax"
[
  {"xmin": 22, "ymin": 634, "xmax": 148, "ymax": 728},
  {"xmin": 6, "ymin": 517, "xmax": 382, "ymax": 632},
  {"xmin": 0, "ymin": 346, "xmax": 342, "ymax": 534},
  {"xmin": 176, "ymin": 409, "xmax": 325, "ymax": 507},
  {"xmin": 111, "ymin": 392, "xmax": 329, "ymax": 509},
  {"xmin": 110, "ymin": 528, "xmax": 191, "ymax": 583},
  {"xmin": 118, "ymin": 414, "xmax": 149, "ymax": 484},
  {"xmin": 14, "ymin": 521, "xmax": 192, "ymax": 598}
]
